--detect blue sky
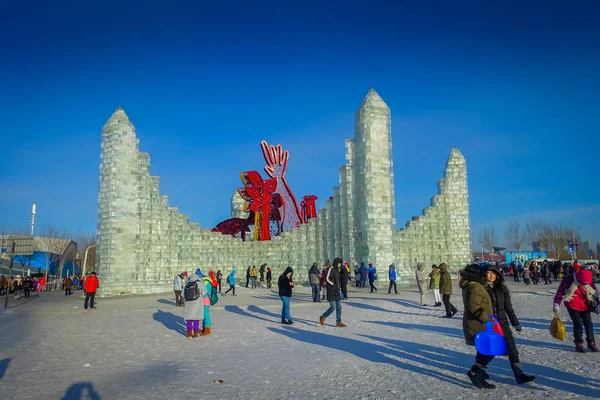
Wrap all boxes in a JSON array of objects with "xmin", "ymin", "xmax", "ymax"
[{"xmin": 0, "ymin": 1, "xmax": 598, "ymax": 249}]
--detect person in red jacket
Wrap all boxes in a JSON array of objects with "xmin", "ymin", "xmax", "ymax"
[
  {"xmin": 573, "ymin": 260, "xmax": 581, "ymax": 273},
  {"xmin": 83, "ymin": 272, "xmax": 100, "ymax": 309},
  {"xmin": 554, "ymin": 269, "xmax": 599, "ymax": 352}
]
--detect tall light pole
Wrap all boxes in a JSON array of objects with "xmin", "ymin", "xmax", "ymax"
[
  {"xmin": 566, "ymin": 227, "xmax": 582, "ymax": 260},
  {"xmin": 30, "ymin": 204, "xmax": 36, "ymax": 236},
  {"xmin": 81, "ymin": 244, "xmax": 96, "ymax": 278}
]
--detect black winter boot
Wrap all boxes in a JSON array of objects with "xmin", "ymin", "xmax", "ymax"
[
  {"xmin": 467, "ymin": 365, "xmax": 496, "ymax": 389},
  {"xmin": 587, "ymin": 339, "xmax": 598, "ymax": 352},
  {"xmin": 575, "ymin": 342, "xmax": 585, "ymax": 353},
  {"xmin": 512, "ymin": 363, "xmax": 535, "ymax": 384}
]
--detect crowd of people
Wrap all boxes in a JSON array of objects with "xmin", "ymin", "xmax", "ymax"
[
  {"xmin": 0, "ymin": 272, "xmax": 101, "ymax": 309},
  {"xmin": 0, "ymin": 275, "xmax": 46, "ymax": 298}
]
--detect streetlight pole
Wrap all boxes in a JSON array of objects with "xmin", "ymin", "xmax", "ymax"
[
  {"xmin": 81, "ymin": 244, "xmax": 96, "ymax": 278},
  {"xmin": 567, "ymin": 227, "xmax": 582, "ymax": 261}
]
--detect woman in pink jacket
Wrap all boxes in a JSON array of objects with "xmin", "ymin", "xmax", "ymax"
[{"xmin": 553, "ymin": 269, "xmax": 599, "ymax": 352}]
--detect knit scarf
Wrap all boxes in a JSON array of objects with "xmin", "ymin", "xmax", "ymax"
[{"xmin": 563, "ymin": 278, "xmax": 598, "ymax": 304}]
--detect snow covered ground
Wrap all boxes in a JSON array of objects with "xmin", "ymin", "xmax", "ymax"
[{"xmin": 1, "ymin": 279, "xmax": 599, "ymax": 399}]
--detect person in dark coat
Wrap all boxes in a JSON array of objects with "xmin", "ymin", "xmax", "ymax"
[
  {"xmin": 320, "ymin": 258, "xmax": 346, "ymax": 327},
  {"xmin": 245, "ymin": 266, "xmax": 251, "ymax": 288},
  {"xmin": 439, "ymin": 263, "xmax": 458, "ymax": 318},
  {"xmin": 460, "ymin": 264, "xmax": 496, "ymax": 389},
  {"xmin": 358, "ymin": 262, "xmax": 367, "ymax": 289},
  {"xmin": 340, "ymin": 262, "xmax": 349, "ymax": 300},
  {"xmin": 278, "ymin": 266, "xmax": 295, "ymax": 324},
  {"xmin": 482, "ymin": 264, "xmax": 535, "ymax": 384}
]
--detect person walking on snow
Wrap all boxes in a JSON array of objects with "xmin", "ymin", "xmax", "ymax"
[
  {"xmin": 63, "ymin": 276, "xmax": 74, "ymax": 296},
  {"xmin": 461, "ymin": 264, "xmax": 498, "ymax": 389},
  {"xmin": 224, "ymin": 270, "xmax": 237, "ymax": 296},
  {"xmin": 429, "ymin": 265, "xmax": 442, "ymax": 306},
  {"xmin": 183, "ymin": 273, "xmax": 207, "ymax": 338},
  {"xmin": 278, "ymin": 266, "xmax": 295, "ymax": 324},
  {"xmin": 83, "ymin": 272, "xmax": 99, "ymax": 309},
  {"xmin": 266, "ymin": 267, "xmax": 272, "ymax": 288},
  {"xmin": 415, "ymin": 262, "xmax": 429, "ymax": 305},
  {"xmin": 22, "ymin": 276, "xmax": 33, "ymax": 300},
  {"xmin": 320, "ymin": 258, "xmax": 346, "ymax": 327},
  {"xmin": 439, "ymin": 263, "xmax": 458, "ymax": 317},
  {"xmin": 359, "ymin": 262, "xmax": 367, "ymax": 289},
  {"xmin": 388, "ymin": 264, "xmax": 398, "ymax": 295},
  {"xmin": 553, "ymin": 268, "xmax": 600, "ymax": 352},
  {"xmin": 259, "ymin": 263, "xmax": 266, "ymax": 282},
  {"xmin": 245, "ymin": 266, "xmax": 251, "ymax": 288},
  {"xmin": 482, "ymin": 264, "xmax": 535, "ymax": 384},
  {"xmin": 216, "ymin": 270, "xmax": 222, "ymax": 293},
  {"xmin": 340, "ymin": 262, "xmax": 350, "ymax": 300},
  {"xmin": 367, "ymin": 263, "xmax": 377, "ymax": 293},
  {"xmin": 173, "ymin": 272, "xmax": 185, "ymax": 306},
  {"xmin": 309, "ymin": 263, "xmax": 321, "ymax": 302}
]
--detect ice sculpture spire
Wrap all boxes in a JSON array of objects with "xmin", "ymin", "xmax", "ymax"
[
  {"xmin": 353, "ymin": 88, "xmax": 396, "ymax": 268},
  {"xmin": 96, "ymin": 107, "xmax": 140, "ymax": 295}
]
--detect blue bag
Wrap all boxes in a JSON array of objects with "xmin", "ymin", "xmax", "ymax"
[{"xmin": 474, "ymin": 315, "xmax": 507, "ymax": 356}]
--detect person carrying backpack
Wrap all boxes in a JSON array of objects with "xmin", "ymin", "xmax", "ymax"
[
  {"xmin": 183, "ymin": 273, "xmax": 207, "ymax": 338},
  {"xmin": 224, "ymin": 270, "xmax": 237, "ymax": 296}
]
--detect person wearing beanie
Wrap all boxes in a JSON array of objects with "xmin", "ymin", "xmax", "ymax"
[
  {"xmin": 183, "ymin": 273, "xmax": 207, "ymax": 338},
  {"xmin": 460, "ymin": 264, "xmax": 496, "ymax": 389},
  {"xmin": 481, "ymin": 264, "xmax": 535, "ymax": 384},
  {"xmin": 554, "ymin": 269, "xmax": 600, "ymax": 352}
]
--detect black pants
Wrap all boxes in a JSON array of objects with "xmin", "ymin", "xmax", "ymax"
[
  {"xmin": 217, "ymin": 280, "xmax": 222, "ymax": 292},
  {"xmin": 260, "ymin": 273, "xmax": 264, "ymax": 282},
  {"xmin": 388, "ymin": 279, "xmax": 397, "ymax": 294},
  {"xmin": 174, "ymin": 290, "xmax": 183, "ymax": 306},
  {"xmin": 24, "ymin": 289, "xmax": 31, "ymax": 299},
  {"xmin": 267, "ymin": 278, "xmax": 272, "ymax": 288},
  {"xmin": 442, "ymin": 294, "xmax": 457, "ymax": 316},
  {"xmin": 568, "ymin": 307, "xmax": 595, "ymax": 343},
  {"xmin": 340, "ymin": 280, "xmax": 348, "ymax": 299},
  {"xmin": 245, "ymin": 277, "xmax": 250, "ymax": 287},
  {"xmin": 513, "ymin": 274, "xmax": 519, "ymax": 282},
  {"xmin": 84, "ymin": 292, "xmax": 96, "ymax": 309},
  {"xmin": 65, "ymin": 289, "xmax": 71, "ymax": 296},
  {"xmin": 225, "ymin": 285, "xmax": 235, "ymax": 295},
  {"xmin": 369, "ymin": 279, "xmax": 377, "ymax": 292}
]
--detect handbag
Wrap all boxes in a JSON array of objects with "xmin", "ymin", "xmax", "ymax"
[
  {"xmin": 550, "ymin": 312, "xmax": 566, "ymax": 341},
  {"xmin": 475, "ymin": 315, "xmax": 507, "ymax": 356}
]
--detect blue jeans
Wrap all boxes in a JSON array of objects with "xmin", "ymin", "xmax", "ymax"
[
  {"xmin": 280, "ymin": 296, "xmax": 291, "ymax": 321},
  {"xmin": 311, "ymin": 283, "xmax": 320, "ymax": 301},
  {"xmin": 321, "ymin": 300, "xmax": 342, "ymax": 323}
]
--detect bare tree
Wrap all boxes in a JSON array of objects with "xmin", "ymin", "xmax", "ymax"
[
  {"xmin": 526, "ymin": 219, "xmax": 551, "ymax": 251},
  {"xmin": 505, "ymin": 217, "xmax": 525, "ymax": 254},
  {"xmin": 480, "ymin": 226, "xmax": 497, "ymax": 256},
  {"xmin": 37, "ymin": 225, "xmax": 70, "ymax": 283},
  {"xmin": 546, "ymin": 223, "xmax": 570, "ymax": 260}
]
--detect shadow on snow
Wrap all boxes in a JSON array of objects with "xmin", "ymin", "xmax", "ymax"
[
  {"xmin": 0, "ymin": 358, "xmax": 10, "ymax": 381},
  {"xmin": 152, "ymin": 310, "xmax": 186, "ymax": 336},
  {"xmin": 61, "ymin": 382, "xmax": 101, "ymax": 400}
]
